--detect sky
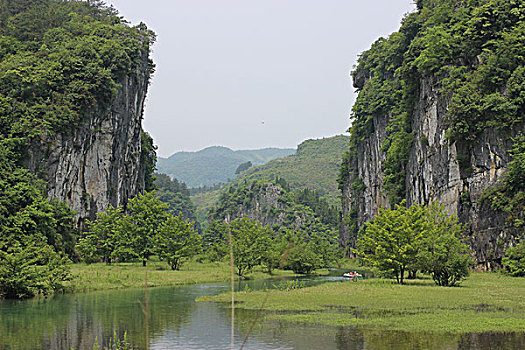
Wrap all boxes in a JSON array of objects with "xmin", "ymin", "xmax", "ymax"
[{"xmin": 106, "ymin": 0, "xmax": 416, "ymax": 157}]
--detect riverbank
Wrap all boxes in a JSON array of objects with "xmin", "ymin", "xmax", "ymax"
[
  {"xmin": 66, "ymin": 260, "xmax": 314, "ymax": 293},
  {"xmin": 198, "ymin": 272, "xmax": 525, "ymax": 333}
]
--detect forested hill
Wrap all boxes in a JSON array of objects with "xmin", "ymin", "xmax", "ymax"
[
  {"xmin": 191, "ymin": 135, "xmax": 349, "ymax": 226},
  {"xmin": 235, "ymin": 135, "xmax": 350, "ymax": 206},
  {"xmin": 339, "ymin": 0, "xmax": 524, "ymax": 268},
  {"xmin": 157, "ymin": 146, "xmax": 294, "ymax": 188}
]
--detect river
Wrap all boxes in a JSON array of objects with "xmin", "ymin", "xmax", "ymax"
[{"xmin": 0, "ymin": 273, "xmax": 523, "ymax": 350}]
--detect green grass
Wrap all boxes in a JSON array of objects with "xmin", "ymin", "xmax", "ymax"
[
  {"xmin": 66, "ymin": 260, "xmax": 303, "ymax": 293},
  {"xmin": 198, "ymin": 272, "xmax": 525, "ymax": 333}
]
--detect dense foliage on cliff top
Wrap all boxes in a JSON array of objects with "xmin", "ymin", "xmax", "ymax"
[
  {"xmin": 0, "ymin": 0, "xmax": 156, "ymax": 298},
  {"xmin": 340, "ymin": 0, "xmax": 525, "ymax": 218},
  {"xmin": 0, "ymin": 0, "xmax": 155, "ymax": 156}
]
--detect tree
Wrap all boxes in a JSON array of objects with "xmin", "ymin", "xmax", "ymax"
[
  {"xmin": 502, "ymin": 242, "xmax": 525, "ymax": 277},
  {"xmin": 230, "ymin": 218, "xmax": 272, "ymax": 277},
  {"xmin": 355, "ymin": 201, "xmax": 426, "ymax": 284},
  {"xmin": 0, "ymin": 167, "xmax": 73, "ymax": 298},
  {"xmin": 302, "ymin": 222, "xmax": 340, "ymax": 268},
  {"xmin": 202, "ymin": 219, "xmax": 229, "ymax": 262},
  {"xmin": 0, "ymin": 239, "xmax": 70, "ymax": 299},
  {"xmin": 155, "ymin": 215, "xmax": 201, "ymax": 270},
  {"xmin": 76, "ymin": 205, "xmax": 122, "ymax": 264},
  {"xmin": 154, "ymin": 173, "xmax": 196, "ymax": 222},
  {"xmin": 285, "ymin": 240, "xmax": 322, "ymax": 274},
  {"xmin": 355, "ymin": 201, "xmax": 472, "ymax": 285},
  {"xmin": 417, "ymin": 203, "xmax": 472, "ymax": 286},
  {"xmin": 118, "ymin": 191, "xmax": 169, "ymax": 266},
  {"xmin": 418, "ymin": 233, "xmax": 471, "ymax": 286},
  {"xmin": 235, "ymin": 161, "xmax": 252, "ymax": 174}
]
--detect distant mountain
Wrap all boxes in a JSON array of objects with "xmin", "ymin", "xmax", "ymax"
[
  {"xmin": 191, "ymin": 135, "xmax": 350, "ymax": 225},
  {"xmin": 157, "ymin": 146, "xmax": 295, "ymax": 188}
]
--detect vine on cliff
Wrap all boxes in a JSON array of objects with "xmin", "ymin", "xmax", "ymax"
[{"xmin": 480, "ymin": 136, "xmax": 525, "ymax": 230}]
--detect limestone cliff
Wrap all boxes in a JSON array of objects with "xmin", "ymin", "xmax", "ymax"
[
  {"xmin": 0, "ymin": 1, "xmax": 157, "ymax": 227},
  {"xmin": 24, "ymin": 53, "xmax": 153, "ymax": 226},
  {"xmin": 340, "ymin": 0, "xmax": 524, "ymax": 268},
  {"xmin": 212, "ymin": 181, "xmax": 312, "ymax": 229}
]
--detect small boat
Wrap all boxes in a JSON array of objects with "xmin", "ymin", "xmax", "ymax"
[{"xmin": 343, "ymin": 271, "xmax": 363, "ymax": 279}]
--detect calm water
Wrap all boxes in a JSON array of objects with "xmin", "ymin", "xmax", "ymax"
[{"xmin": 0, "ymin": 272, "xmax": 523, "ymax": 350}]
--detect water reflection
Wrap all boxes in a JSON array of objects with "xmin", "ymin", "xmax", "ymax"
[{"xmin": 0, "ymin": 276, "xmax": 523, "ymax": 350}]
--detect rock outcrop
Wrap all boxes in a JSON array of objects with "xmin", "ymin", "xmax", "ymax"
[
  {"xmin": 341, "ymin": 75, "xmax": 523, "ymax": 269},
  {"xmin": 212, "ymin": 181, "xmax": 313, "ymax": 229},
  {"xmin": 24, "ymin": 55, "xmax": 152, "ymax": 226},
  {"xmin": 340, "ymin": 0, "xmax": 524, "ymax": 269}
]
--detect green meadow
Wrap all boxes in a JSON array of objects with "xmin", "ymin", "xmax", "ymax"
[
  {"xmin": 66, "ymin": 260, "xmax": 303, "ymax": 293},
  {"xmin": 199, "ymin": 272, "xmax": 525, "ymax": 333}
]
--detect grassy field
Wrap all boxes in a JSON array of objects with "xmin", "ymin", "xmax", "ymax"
[
  {"xmin": 66, "ymin": 260, "xmax": 303, "ymax": 293},
  {"xmin": 198, "ymin": 272, "xmax": 525, "ymax": 333}
]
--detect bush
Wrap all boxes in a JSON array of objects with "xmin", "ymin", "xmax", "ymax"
[
  {"xmin": 355, "ymin": 201, "xmax": 472, "ymax": 286},
  {"xmin": 0, "ymin": 240, "xmax": 70, "ymax": 299},
  {"xmin": 155, "ymin": 215, "xmax": 201, "ymax": 270},
  {"xmin": 285, "ymin": 241, "xmax": 322, "ymax": 274},
  {"xmin": 502, "ymin": 242, "xmax": 525, "ymax": 277},
  {"xmin": 418, "ymin": 233, "xmax": 471, "ymax": 286}
]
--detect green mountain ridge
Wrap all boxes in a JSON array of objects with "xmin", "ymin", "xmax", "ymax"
[
  {"xmin": 191, "ymin": 135, "xmax": 349, "ymax": 225},
  {"xmin": 157, "ymin": 146, "xmax": 295, "ymax": 188}
]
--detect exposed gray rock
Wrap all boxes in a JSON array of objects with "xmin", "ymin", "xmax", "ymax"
[
  {"xmin": 24, "ymin": 56, "xmax": 151, "ymax": 227},
  {"xmin": 218, "ymin": 182, "xmax": 311, "ymax": 228},
  {"xmin": 341, "ymin": 76, "xmax": 523, "ymax": 269}
]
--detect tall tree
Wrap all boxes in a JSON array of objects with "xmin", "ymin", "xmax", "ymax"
[
  {"xmin": 355, "ymin": 201, "xmax": 428, "ymax": 284},
  {"xmin": 155, "ymin": 215, "xmax": 201, "ymax": 270},
  {"xmin": 417, "ymin": 203, "xmax": 472, "ymax": 286},
  {"xmin": 76, "ymin": 205, "xmax": 123, "ymax": 264},
  {"xmin": 118, "ymin": 191, "xmax": 169, "ymax": 266},
  {"xmin": 230, "ymin": 218, "xmax": 272, "ymax": 277}
]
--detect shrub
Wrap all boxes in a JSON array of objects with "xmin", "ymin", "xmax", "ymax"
[
  {"xmin": 355, "ymin": 201, "xmax": 472, "ymax": 286},
  {"xmin": 0, "ymin": 240, "xmax": 70, "ymax": 299},
  {"xmin": 502, "ymin": 242, "xmax": 525, "ymax": 277}
]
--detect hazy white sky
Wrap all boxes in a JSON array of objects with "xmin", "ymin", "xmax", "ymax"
[{"xmin": 106, "ymin": 0, "xmax": 416, "ymax": 157}]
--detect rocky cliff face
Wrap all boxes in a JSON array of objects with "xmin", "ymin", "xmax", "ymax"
[
  {"xmin": 341, "ymin": 74, "xmax": 523, "ymax": 269},
  {"xmin": 405, "ymin": 78, "xmax": 521, "ymax": 269},
  {"xmin": 212, "ymin": 182, "xmax": 312, "ymax": 229},
  {"xmin": 340, "ymin": 0, "xmax": 525, "ymax": 268},
  {"xmin": 24, "ymin": 56, "xmax": 151, "ymax": 226}
]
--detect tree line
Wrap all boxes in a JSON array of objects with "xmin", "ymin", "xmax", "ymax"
[
  {"xmin": 355, "ymin": 201, "xmax": 472, "ymax": 286},
  {"xmin": 77, "ymin": 191, "xmax": 200, "ymax": 270},
  {"xmin": 77, "ymin": 189, "xmax": 340, "ymax": 277},
  {"xmin": 202, "ymin": 217, "xmax": 339, "ymax": 276}
]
